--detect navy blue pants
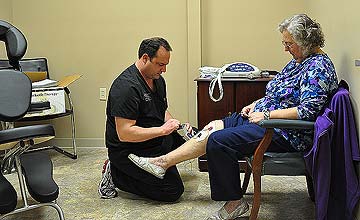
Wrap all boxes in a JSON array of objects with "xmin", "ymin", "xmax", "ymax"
[{"xmin": 206, "ymin": 113, "xmax": 296, "ymax": 201}]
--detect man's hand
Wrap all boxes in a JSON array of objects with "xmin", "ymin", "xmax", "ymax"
[
  {"xmin": 180, "ymin": 122, "xmax": 194, "ymax": 134},
  {"xmin": 161, "ymin": 118, "xmax": 180, "ymax": 135}
]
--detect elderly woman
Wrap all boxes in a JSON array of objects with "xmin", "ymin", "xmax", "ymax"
[{"xmin": 128, "ymin": 14, "xmax": 338, "ymax": 219}]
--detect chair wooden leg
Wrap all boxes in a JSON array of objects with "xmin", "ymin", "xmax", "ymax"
[
  {"xmin": 249, "ymin": 128, "xmax": 274, "ymax": 220},
  {"xmin": 250, "ymin": 169, "xmax": 261, "ymax": 220},
  {"xmin": 242, "ymin": 162, "xmax": 251, "ymax": 195}
]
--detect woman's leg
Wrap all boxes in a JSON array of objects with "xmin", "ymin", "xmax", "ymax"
[
  {"xmin": 207, "ymin": 123, "xmax": 267, "ymax": 200},
  {"xmin": 205, "ymin": 124, "xmax": 266, "ymax": 219},
  {"xmin": 206, "ymin": 118, "xmax": 293, "ymax": 219},
  {"xmin": 128, "ymin": 120, "xmax": 224, "ymax": 177},
  {"xmin": 158, "ymin": 120, "xmax": 224, "ymax": 169}
]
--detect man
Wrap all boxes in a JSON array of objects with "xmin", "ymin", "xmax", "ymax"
[{"xmin": 98, "ymin": 37, "xmax": 187, "ymax": 202}]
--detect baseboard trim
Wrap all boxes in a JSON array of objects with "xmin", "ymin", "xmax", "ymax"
[{"xmin": 41, "ymin": 138, "xmax": 105, "ymax": 148}]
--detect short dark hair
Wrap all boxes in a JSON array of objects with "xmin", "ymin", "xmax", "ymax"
[{"xmin": 138, "ymin": 37, "xmax": 172, "ymax": 59}]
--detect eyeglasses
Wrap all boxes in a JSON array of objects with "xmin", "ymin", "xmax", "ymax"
[{"xmin": 282, "ymin": 41, "xmax": 295, "ymax": 49}]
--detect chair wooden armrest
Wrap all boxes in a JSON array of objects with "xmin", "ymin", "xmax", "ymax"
[{"xmin": 249, "ymin": 119, "xmax": 314, "ymax": 220}]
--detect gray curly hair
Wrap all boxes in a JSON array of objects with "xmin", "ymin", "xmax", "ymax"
[{"xmin": 279, "ymin": 14, "xmax": 325, "ymax": 57}]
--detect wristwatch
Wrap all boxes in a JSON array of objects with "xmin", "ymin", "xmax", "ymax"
[{"xmin": 263, "ymin": 109, "xmax": 270, "ymax": 120}]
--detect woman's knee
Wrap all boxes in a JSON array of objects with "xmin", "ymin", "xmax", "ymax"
[{"xmin": 203, "ymin": 120, "xmax": 224, "ymax": 131}]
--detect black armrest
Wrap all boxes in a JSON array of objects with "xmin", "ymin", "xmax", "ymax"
[
  {"xmin": 28, "ymin": 101, "xmax": 50, "ymax": 112},
  {"xmin": 258, "ymin": 119, "xmax": 314, "ymax": 130}
]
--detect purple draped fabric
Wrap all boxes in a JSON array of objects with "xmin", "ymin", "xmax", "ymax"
[{"xmin": 304, "ymin": 82, "xmax": 360, "ymax": 220}]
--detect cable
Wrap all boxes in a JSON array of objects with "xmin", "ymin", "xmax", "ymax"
[
  {"xmin": 198, "ymin": 65, "xmax": 226, "ymax": 102},
  {"xmin": 208, "ymin": 71, "xmax": 223, "ymax": 102}
]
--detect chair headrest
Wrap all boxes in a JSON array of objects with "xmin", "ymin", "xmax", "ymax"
[
  {"xmin": 0, "ymin": 20, "xmax": 27, "ymax": 70},
  {"xmin": 0, "ymin": 69, "xmax": 32, "ymax": 121},
  {"xmin": 338, "ymin": 79, "xmax": 349, "ymax": 91}
]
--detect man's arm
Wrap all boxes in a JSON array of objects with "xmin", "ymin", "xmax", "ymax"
[
  {"xmin": 115, "ymin": 116, "xmax": 180, "ymax": 142},
  {"xmin": 165, "ymin": 110, "xmax": 173, "ymax": 122}
]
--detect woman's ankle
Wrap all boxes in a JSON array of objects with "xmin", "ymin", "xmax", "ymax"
[{"xmin": 149, "ymin": 156, "xmax": 168, "ymax": 169}]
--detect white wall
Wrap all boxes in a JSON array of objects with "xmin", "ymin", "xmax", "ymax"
[{"xmin": 201, "ymin": 0, "xmax": 306, "ymax": 70}]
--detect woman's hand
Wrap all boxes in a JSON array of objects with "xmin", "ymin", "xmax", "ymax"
[
  {"xmin": 248, "ymin": 112, "xmax": 265, "ymax": 124},
  {"xmin": 240, "ymin": 102, "xmax": 256, "ymax": 118}
]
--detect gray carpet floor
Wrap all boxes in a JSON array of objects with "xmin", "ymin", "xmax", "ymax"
[{"xmin": 2, "ymin": 148, "xmax": 315, "ymax": 220}]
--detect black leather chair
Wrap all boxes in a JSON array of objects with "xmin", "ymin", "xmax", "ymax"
[{"xmin": 0, "ymin": 20, "xmax": 64, "ymax": 219}]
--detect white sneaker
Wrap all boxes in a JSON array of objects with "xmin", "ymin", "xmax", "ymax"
[
  {"xmin": 206, "ymin": 198, "xmax": 249, "ymax": 220},
  {"xmin": 128, "ymin": 154, "xmax": 166, "ymax": 179},
  {"xmin": 98, "ymin": 159, "xmax": 118, "ymax": 199}
]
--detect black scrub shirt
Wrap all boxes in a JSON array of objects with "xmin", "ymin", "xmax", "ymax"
[{"xmin": 105, "ymin": 64, "xmax": 168, "ymax": 157}]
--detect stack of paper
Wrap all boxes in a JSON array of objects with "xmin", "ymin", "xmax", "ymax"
[{"xmin": 32, "ymin": 79, "xmax": 58, "ymax": 88}]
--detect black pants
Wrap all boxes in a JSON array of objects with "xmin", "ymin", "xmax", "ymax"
[{"xmin": 108, "ymin": 132, "xmax": 185, "ymax": 202}]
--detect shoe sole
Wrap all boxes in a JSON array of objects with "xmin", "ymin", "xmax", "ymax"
[{"xmin": 99, "ymin": 191, "xmax": 117, "ymax": 199}]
